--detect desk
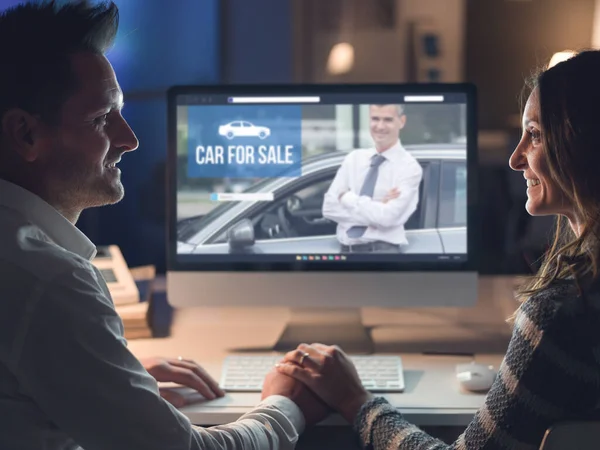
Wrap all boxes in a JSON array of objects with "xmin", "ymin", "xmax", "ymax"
[{"xmin": 127, "ymin": 276, "xmax": 517, "ymax": 429}]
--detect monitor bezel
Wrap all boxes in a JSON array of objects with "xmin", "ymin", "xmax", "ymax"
[{"xmin": 166, "ymin": 83, "xmax": 479, "ymax": 273}]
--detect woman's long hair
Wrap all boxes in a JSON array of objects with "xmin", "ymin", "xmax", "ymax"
[{"xmin": 513, "ymin": 50, "xmax": 600, "ymax": 313}]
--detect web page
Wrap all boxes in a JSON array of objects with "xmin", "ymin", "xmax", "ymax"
[{"xmin": 175, "ymin": 94, "xmax": 468, "ymax": 263}]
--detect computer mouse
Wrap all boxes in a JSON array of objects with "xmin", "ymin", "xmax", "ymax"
[{"xmin": 455, "ymin": 362, "xmax": 496, "ymax": 392}]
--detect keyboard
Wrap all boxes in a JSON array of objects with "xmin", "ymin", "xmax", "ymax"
[{"xmin": 220, "ymin": 354, "xmax": 405, "ymax": 392}]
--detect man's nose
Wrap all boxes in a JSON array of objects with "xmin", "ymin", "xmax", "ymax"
[{"xmin": 114, "ymin": 117, "xmax": 139, "ymax": 153}]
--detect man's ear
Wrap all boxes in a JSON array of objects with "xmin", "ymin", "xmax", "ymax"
[
  {"xmin": 1, "ymin": 108, "xmax": 43, "ymax": 162},
  {"xmin": 398, "ymin": 114, "xmax": 407, "ymax": 130}
]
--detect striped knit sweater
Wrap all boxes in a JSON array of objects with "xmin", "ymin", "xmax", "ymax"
[{"xmin": 354, "ymin": 280, "xmax": 600, "ymax": 450}]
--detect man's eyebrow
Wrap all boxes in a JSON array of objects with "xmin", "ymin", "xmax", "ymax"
[{"xmin": 92, "ymin": 99, "xmax": 124, "ymax": 112}]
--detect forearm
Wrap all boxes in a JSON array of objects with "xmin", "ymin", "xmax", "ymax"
[
  {"xmin": 340, "ymin": 192, "xmax": 417, "ymax": 228},
  {"xmin": 323, "ymin": 193, "xmax": 369, "ymax": 225},
  {"xmin": 190, "ymin": 396, "xmax": 304, "ymax": 450},
  {"xmin": 354, "ymin": 398, "xmax": 450, "ymax": 450}
]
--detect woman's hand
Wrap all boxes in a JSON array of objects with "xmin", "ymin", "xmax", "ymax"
[{"xmin": 276, "ymin": 343, "xmax": 373, "ymax": 423}]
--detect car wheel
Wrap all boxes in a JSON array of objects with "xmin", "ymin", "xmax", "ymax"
[
  {"xmin": 259, "ymin": 131, "xmax": 267, "ymax": 139},
  {"xmin": 227, "ymin": 131, "xmax": 234, "ymax": 139}
]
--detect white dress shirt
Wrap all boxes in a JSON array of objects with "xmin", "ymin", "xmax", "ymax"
[
  {"xmin": 0, "ymin": 178, "xmax": 304, "ymax": 450},
  {"xmin": 322, "ymin": 141, "xmax": 423, "ymax": 246}
]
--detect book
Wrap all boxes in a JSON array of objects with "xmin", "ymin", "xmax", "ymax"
[{"xmin": 115, "ymin": 265, "xmax": 156, "ymax": 340}]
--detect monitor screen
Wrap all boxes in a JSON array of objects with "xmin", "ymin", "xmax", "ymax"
[{"xmin": 167, "ymin": 84, "xmax": 477, "ymax": 272}]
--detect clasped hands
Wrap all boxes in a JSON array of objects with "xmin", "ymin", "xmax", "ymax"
[
  {"xmin": 262, "ymin": 344, "xmax": 374, "ymax": 426},
  {"xmin": 143, "ymin": 344, "xmax": 372, "ymax": 427}
]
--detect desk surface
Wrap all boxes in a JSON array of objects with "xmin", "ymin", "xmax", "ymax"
[{"xmin": 128, "ymin": 276, "xmax": 516, "ymax": 427}]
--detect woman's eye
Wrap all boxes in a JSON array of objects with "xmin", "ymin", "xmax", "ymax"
[{"xmin": 527, "ymin": 129, "xmax": 541, "ymax": 144}]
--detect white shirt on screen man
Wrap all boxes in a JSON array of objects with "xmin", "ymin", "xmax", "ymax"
[
  {"xmin": 322, "ymin": 139, "xmax": 423, "ymax": 246},
  {"xmin": 0, "ymin": 177, "xmax": 304, "ymax": 450}
]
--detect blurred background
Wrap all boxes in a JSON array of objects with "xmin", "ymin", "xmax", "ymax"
[{"xmin": 3, "ymin": 0, "xmax": 596, "ymax": 274}]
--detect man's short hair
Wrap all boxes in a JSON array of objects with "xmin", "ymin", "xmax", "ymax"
[
  {"xmin": 371, "ymin": 104, "xmax": 405, "ymax": 117},
  {"xmin": 0, "ymin": 0, "xmax": 119, "ymax": 127}
]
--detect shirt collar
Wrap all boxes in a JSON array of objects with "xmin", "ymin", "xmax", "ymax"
[
  {"xmin": 0, "ymin": 178, "xmax": 97, "ymax": 260},
  {"xmin": 373, "ymin": 140, "xmax": 405, "ymax": 164}
]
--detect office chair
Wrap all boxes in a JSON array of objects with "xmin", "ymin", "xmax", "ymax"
[{"xmin": 539, "ymin": 421, "xmax": 600, "ymax": 449}]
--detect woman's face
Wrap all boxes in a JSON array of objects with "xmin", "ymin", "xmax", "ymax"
[{"xmin": 509, "ymin": 88, "xmax": 575, "ymax": 222}]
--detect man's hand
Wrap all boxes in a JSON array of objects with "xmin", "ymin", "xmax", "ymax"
[
  {"xmin": 338, "ymin": 189, "xmax": 350, "ymax": 201},
  {"xmin": 276, "ymin": 344, "xmax": 374, "ymax": 424},
  {"xmin": 262, "ymin": 364, "xmax": 331, "ymax": 426},
  {"xmin": 382, "ymin": 187, "xmax": 400, "ymax": 203},
  {"xmin": 141, "ymin": 356, "xmax": 225, "ymax": 407}
]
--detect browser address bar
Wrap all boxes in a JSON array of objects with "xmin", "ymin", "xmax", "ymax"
[{"xmin": 228, "ymin": 96, "xmax": 321, "ymax": 104}]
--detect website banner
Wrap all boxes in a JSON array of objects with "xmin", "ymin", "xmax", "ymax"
[{"xmin": 186, "ymin": 105, "xmax": 303, "ymax": 179}]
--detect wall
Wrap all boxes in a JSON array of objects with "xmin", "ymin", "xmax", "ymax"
[
  {"xmin": 221, "ymin": 0, "xmax": 294, "ymax": 84},
  {"xmin": 593, "ymin": 0, "xmax": 600, "ymax": 47},
  {"xmin": 0, "ymin": 0, "xmax": 24, "ymax": 10},
  {"xmin": 397, "ymin": 0, "xmax": 466, "ymax": 82},
  {"xmin": 301, "ymin": 0, "xmax": 466, "ymax": 83},
  {"xmin": 466, "ymin": 0, "xmax": 595, "ymax": 130}
]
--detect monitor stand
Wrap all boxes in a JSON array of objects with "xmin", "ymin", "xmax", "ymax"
[{"xmin": 273, "ymin": 308, "xmax": 375, "ymax": 354}]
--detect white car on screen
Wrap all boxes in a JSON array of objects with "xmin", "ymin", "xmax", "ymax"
[{"xmin": 218, "ymin": 121, "xmax": 271, "ymax": 140}]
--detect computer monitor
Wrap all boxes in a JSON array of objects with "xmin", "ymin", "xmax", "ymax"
[{"xmin": 166, "ymin": 84, "xmax": 478, "ymax": 353}]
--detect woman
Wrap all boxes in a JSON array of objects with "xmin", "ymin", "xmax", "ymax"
[{"xmin": 276, "ymin": 50, "xmax": 600, "ymax": 449}]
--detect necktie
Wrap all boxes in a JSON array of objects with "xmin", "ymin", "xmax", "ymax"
[{"xmin": 346, "ymin": 154, "xmax": 386, "ymax": 238}]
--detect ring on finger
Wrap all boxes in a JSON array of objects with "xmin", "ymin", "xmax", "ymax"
[{"xmin": 299, "ymin": 352, "xmax": 310, "ymax": 366}]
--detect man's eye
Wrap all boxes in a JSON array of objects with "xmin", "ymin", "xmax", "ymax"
[{"xmin": 94, "ymin": 114, "xmax": 109, "ymax": 124}]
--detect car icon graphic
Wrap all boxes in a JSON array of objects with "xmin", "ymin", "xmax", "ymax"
[{"xmin": 218, "ymin": 121, "xmax": 271, "ymax": 140}]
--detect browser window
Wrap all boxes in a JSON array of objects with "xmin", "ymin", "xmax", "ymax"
[{"xmin": 173, "ymin": 91, "xmax": 469, "ymax": 264}]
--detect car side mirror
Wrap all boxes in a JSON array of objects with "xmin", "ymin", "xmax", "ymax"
[{"xmin": 227, "ymin": 219, "xmax": 255, "ymax": 252}]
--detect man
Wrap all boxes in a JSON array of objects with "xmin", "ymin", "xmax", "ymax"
[
  {"xmin": 323, "ymin": 104, "xmax": 423, "ymax": 253},
  {"xmin": 0, "ymin": 1, "xmax": 328, "ymax": 449}
]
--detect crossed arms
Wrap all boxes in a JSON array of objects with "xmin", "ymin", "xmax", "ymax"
[{"xmin": 322, "ymin": 153, "xmax": 423, "ymax": 229}]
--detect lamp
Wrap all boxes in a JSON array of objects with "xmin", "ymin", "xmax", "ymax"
[
  {"xmin": 326, "ymin": 0, "xmax": 355, "ymax": 76},
  {"xmin": 326, "ymin": 42, "xmax": 355, "ymax": 75}
]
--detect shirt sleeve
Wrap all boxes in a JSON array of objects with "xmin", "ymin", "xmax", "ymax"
[
  {"xmin": 353, "ymin": 283, "xmax": 600, "ymax": 450},
  {"xmin": 322, "ymin": 153, "xmax": 370, "ymax": 226},
  {"xmin": 340, "ymin": 163, "xmax": 422, "ymax": 229},
  {"xmin": 13, "ymin": 265, "xmax": 304, "ymax": 450}
]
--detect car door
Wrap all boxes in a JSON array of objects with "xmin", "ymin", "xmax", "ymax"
[
  {"xmin": 437, "ymin": 160, "xmax": 467, "ymax": 254},
  {"xmin": 191, "ymin": 167, "xmax": 340, "ymax": 254},
  {"xmin": 403, "ymin": 161, "xmax": 445, "ymax": 254},
  {"xmin": 250, "ymin": 170, "xmax": 341, "ymax": 253},
  {"xmin": 229, "ymin": 121, "xmax": 243, "ymax": 137},
  {"xmin": 241, "ymin": 121, "xmax": 255, "ymax": 137}
]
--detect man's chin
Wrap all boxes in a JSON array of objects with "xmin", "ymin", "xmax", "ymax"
[{"xmin": 90, "ymin": 183, "xmax": 125, "ymax": 207}]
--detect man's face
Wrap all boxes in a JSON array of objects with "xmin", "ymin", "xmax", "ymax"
[
  {"xmin": 35, "ymin": 52, "xmax": 138, "ymax": 211},
  {"xmin": 369, "ymin": 105, "xmax": 406, "ymax": 151}
]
